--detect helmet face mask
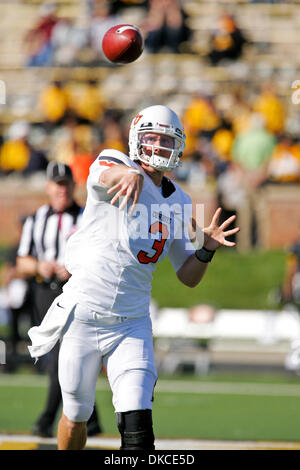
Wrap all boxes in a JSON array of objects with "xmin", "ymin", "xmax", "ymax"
[{"xmin": 129, "ymin": 105, "xmax": 185, "ymax": 172}]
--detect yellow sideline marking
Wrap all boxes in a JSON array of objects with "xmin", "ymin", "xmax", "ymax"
[{"xmin": 0, "ymin": 441, "xmax": 38, "ymax": 450}]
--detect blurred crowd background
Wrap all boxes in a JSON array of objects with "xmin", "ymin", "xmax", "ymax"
[{"xmin": 0, "ymin": 1, "xmax": 300, "ymax": 251}]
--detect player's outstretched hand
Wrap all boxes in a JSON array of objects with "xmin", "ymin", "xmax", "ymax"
[
  {"xmin": 107, "ymin": 170, "xmax": 144, "ymax": 215},
  {"xmin": 203, "ymin": 207, "xmax": 240, "ymax": 251}
]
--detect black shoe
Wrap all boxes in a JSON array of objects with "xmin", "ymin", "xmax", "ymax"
[
  {"xmin": 87, "ymin": 422, "xmax": 102, "ymax": 436},
  {"xmin": 32, "ymin": 424, "xmax": 53, "ymax": 438}
]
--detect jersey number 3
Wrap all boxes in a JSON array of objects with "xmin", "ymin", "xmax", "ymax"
[{"xmin": 137, "ymin": 222, "xmax": 168, "ymax": 264}]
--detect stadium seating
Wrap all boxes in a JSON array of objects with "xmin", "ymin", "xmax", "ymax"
[{"xmin": 0, "ymin": 0, "xmax": 299, "ymax": 122}]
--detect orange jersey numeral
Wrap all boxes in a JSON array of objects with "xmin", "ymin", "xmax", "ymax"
[{"xmin": 137, "ymin": 222, "xmax": 169, "ymax": 264}]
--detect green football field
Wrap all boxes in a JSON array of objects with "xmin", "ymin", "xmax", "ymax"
[{"xmin": 2, "ymin": 371, "xmax": 300, "ymax": 442}]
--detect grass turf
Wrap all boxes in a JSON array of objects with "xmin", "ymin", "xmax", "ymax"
[
  {"xmin": 151, "ymin": 249, "xmax": 286, "ymax": 310},
  {"xmin": 2, "ymin": 372, "xmax": 300, "ymax": 441},
  {"xmin": 154, "ymin": 391, "xmax": 300, "ymax": 441}
]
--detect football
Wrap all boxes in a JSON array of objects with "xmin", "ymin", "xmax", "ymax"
[{"xmin": 102, "ymin": 24, "xmax": 144, "ymax": 64}]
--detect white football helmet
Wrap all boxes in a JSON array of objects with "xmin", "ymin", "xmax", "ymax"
[{"xmin": 128, "ymin": 105, "xmax": 186, "ymax": 172}]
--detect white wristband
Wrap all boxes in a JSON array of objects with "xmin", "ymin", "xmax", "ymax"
[{"xmin": 128, "ymin": 168, "xmax": 143, "ymax": 177}]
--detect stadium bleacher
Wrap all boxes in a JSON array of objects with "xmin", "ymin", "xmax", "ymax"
[{"xmin": 0, "ymin": 0, "xmax": 300, "ymax": 122}]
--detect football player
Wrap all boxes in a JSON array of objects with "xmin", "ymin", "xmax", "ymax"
[{"xmin": 28, "ymin": 105, "xmax": 239, "ymax": 450}]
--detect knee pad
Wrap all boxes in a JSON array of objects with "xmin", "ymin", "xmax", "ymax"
[{"xmin": 117, "ymin": 409, "xmax": 155, "ymax": 450}]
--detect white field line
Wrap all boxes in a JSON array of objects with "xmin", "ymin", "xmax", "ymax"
[
  {"xmin": 2, "ymin": 374, "xmax": 300, "ymax": 397},
  {"xmin": 1, "ymin": 433, "xmax": 300, "ymax": 450}
]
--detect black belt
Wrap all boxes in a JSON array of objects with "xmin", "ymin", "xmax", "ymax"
[{"xmin": 35, "ymin": 276, "xmax": 66, "ymax": 291}]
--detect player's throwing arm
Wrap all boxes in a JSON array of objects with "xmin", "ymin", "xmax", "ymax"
[{"xmin": 100, "ymin": 164, "xmax": 144, "ymax": 214}]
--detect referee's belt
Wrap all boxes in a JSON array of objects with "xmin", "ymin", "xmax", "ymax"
[{"xmin": 35, "ymin": 275, "xmax": 66, "ymax": 291}]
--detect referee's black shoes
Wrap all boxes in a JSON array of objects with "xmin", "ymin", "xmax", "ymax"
[
  {"xmin": 87, "ymin": 421, "xmax": 102, "ymax": 436},
  {"xmin": 32, "ymin": 423, "xmax": 53, "ymax": 438}
]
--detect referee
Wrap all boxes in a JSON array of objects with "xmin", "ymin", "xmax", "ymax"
[{"xmin": 17, "ymin": 161, "xmax": 102, "ymax": 438}]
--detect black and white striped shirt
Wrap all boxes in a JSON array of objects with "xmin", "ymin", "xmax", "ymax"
[{"xmin": 18, "ymin": 202, "xmax": 82, "ymax": 266}]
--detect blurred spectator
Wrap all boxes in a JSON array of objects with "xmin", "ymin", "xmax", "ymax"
[
  {"xmin": 176, "ymin": 134, "xmax": 219, "ymax": 189},
  {"xmin": 66, "ymin": 80, "xmax": 107, "ymax": 124},
  {"xmin": 217, "ymin": 161, "xmax": 244, "ymax": 245},
  {"xmin": 110, "ymin": 0, "xmax": 148, "ymax": 13},
  {"xmin": 253, "ymin": 84, "xmax": 285, "ymax": 136},
  {"xmin": 48, "ymin": 116, "xmax": 78, "ymax": 165},
  {"xmin": 89, "ymin": 0, "xmax": 120, "ymax": 62},
  {"xmin": 24, "ymin": 2, "xmax": 59, "ymax": 67},
  {"xmin": 232, "ymin": 113, "xmax": 276, "ymax": 181},
  {"xmin": 211, "ymin": 124, "xmax": 234, "ymax": 164},
  {"xmin": 48, "ymin": 116, "xmax": 100, "ymax": 175},
  {"xmin": 182, "ymin": 93, "xmax": 221, "ymax": 157},
  {"xmin": 213, "ymin": 108, "xmax": 248, "ymax": 246},
  {"xmin": 0, "ymin": 122, "xmax": 30, "ymax": 174},
  {"xmin": 37, "ymin": 81, "xmax": 69, "ymax": 128},
  {"xmin": 195, "ymin": 136, "xmax": 218, "ymax": 181},
  {"xmin": 69, "ymin": 124, "xmax": 98, "ymax": 185},
  {"xmin": 98, "ymin": 110, "xmax": 127, "ymax": 154},
  {"xmin": 70, "ymin": 151, "xmax": 95, "ymax": 186},
  {"xmin": 265, "ymin": 134, "xmax": 300, "ymax": 184},
  {"xmin": 141, "ymin": 0, "xmax": 191, "ymax": 54},
  {"xmin": 206, "ymin": 14, "xmax": 247, "ymax": 66},
  {"xmin": 0, "ymin": 121, "xmax": 48, "ymax": 176},
  {"xmin": 51, "ymin": 17, "xmax": 89, "ymax": 67},
  {"xmin": 231, "ymin": 113, "xmax": 277, "ymax": 249},
  {"xmin": 225, "ymin": 88, "xmax": 252, "ymax": 135}
]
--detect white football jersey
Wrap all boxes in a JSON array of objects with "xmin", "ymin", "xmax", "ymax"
[{"xmin": 63, "ymin": 150, "xmax": 195, "ymax": 317}]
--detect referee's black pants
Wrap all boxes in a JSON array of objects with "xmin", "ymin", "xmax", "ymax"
[{"xmin": 32, "ymin": 282, "xmax": 101, "ymax": 434}]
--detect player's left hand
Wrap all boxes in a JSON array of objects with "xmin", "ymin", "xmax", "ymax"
[{"xmin": 203, "ymin": 207, "xmax": 240, "ymax": 251}]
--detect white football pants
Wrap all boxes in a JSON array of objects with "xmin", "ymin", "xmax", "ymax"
[{"xmin": 58, "ymin": 302, "xmax": 158, "ymax": 422}]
